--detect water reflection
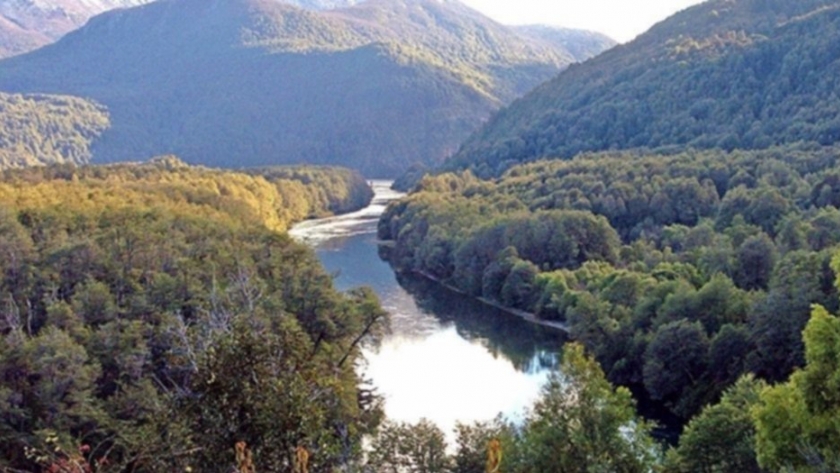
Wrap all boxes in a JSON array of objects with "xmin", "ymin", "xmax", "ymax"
[
  {"xmin": 290, "ymin": 181, "xmax": 567, "ymax": 437},
  {"xmin": 392, "ymin": 271, "xmax": 563, "ymax": 374}
]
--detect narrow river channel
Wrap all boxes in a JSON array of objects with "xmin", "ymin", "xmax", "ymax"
[{"xmin": 290, "ymin": 181, "xmax": 567, "ymax": 439}]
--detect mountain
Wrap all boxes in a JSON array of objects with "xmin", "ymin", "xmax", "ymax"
[
  {"xmin": 513, "ymin": 25, "xmax": 617, "ymax": 63},
  {"xmin": 280, "ymin": 0, "xmax": 361, "ymax": 9},
  {"xmin": 0, "ymin": 0, "xmax": 151, "ymax": 57},
  {"xmin": 0, "ymin": 0, "xmax": 357, "ymax": 58},
  {"xmin": 441, "ymin": 0, "xmax": 840, "ymax": 177},
  {"xmin": 0, "ymin": 0, "xmax": 615, "ymax": 60},
  {"xmin": 0, "ymin": 0, "xmax": 614, "ymax": 176}
]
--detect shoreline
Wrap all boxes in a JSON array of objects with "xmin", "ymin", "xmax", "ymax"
[{"xmin": 410, "ymin": 269, "xmax": 570, "ymax": 333}]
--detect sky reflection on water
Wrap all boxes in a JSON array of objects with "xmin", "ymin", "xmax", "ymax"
[{"xmin": 290, "ymin": 181, "xmax": 566, "ymax": 438}]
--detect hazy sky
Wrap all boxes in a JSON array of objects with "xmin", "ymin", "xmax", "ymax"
[{"xmin": 459, "ymin": 0, "xmax": 706, "ymax": 43}]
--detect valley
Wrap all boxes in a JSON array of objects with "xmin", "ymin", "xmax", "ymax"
[
  {"xmin": 0, "ymin": 0, "xmax": 615, "ymax": 175},
  {"xmin": 0, "ymin": 0, "xmax": 839, "ymax": 471},
  {"xmin": 289, "ymin": 181, "xmax": 566, "ymax": 445}
]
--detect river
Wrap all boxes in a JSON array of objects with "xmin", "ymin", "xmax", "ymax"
[{"xmin": 290, "ymin": 181, "xmax": 567, "ymax": 440}]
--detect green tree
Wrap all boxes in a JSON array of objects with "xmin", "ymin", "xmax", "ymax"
[
  {"xmin": 734, "ymin": 233, "xmax": 777, "ymax": 291},
  {"xmin": 186, "ymin": 316, "xmax": 374, "ymax": 472},
  {"xmin": 747, "ymin": 250, "xmax": 837, "ymax": 382},
  {"xmin": 71, "ymin": 278, "xmax": 118, "ymax": 326},
  {"xmin": 745, "ymin": 187, "xmax": 789, "ymax": 235},
  {"xmin": 753, "ymin": 305, "xmax": 840, "ymax": 471},
  {"xmin": 807, "ymin": 208, "xmax": 840, "ymax": 251},
  {"xmin": 520, "ymin": 343, "xmax": 658, "ymax": 472},
  {"xmin": 481, "ymin": 246, "xmax": 519, "ymax": 302},
  {"xmin": 664, "ymin": 375, "xmax": 765, "ymax": 473},
  {"xmin": 501, "ymin": 259, "xmax": 539, "ymax": 310},
  {"xmin": 708, "ymin": 324, "xmax": 752, "ymax": 386},
  {"xmin": 643, "ymin": 320, "xmax": 710, "ymax": 417},
  {"xmin": 0, "ymin": 327, "xmax": 103, "ymax": 467}
]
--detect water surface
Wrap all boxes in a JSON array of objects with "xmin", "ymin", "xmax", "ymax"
[{"xmin": 290, "ymin": 181, "xmax": 567, "ymax": 437}]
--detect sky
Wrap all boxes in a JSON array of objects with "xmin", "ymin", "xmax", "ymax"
[{"xmin": 459, "ymin": 0, "xmax": 706, "ymax": 43}]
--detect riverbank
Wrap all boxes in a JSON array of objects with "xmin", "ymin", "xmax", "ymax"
[
  {"xmin": 289, "ymin": 181, "xmax": 563, "ymax": 443},
  {"xmin": 408, "ymin": 269, "xmax": 570, "ymax": 333},
  {"xmin": 289, "ymin": 180, "xmax": 398, "ymax": 244}
]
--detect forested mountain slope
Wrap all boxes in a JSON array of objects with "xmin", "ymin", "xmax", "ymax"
[
  {"xmin": 0, "ymin": 0, "xmax": 151, "ymax": 57},
  {"xmin": 0, "ymin": 0, "xmax": 613, "ymax": 176},
  {"xmin": 443, "ymin": 0, "xmax": 840, "ymax": 177},
  {"xmin": 0, "ymin": 91, "xmax": 109, "ymax": 167}
]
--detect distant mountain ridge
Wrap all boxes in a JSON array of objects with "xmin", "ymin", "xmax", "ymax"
[
  {"xmin": 280, "ymin": 0, "xmax": 361, "ymax": 9},
  {"xmin": 0, "ymin": 0, "xmax": 617, "ymax": 60},
  {"xmin": 441, "ymin": 0, "xmax": 840, "ymax": 177},
  {"xmin": 0, "ymin": 0, "xmax": 354, "ymax": 58},
  {"xmin": 0, "ymin": 0, "xmax": 615, "ymax": 175},
  {"xmin": 0, "ymin": 0, "xmax": 151, "ymax": 57}
]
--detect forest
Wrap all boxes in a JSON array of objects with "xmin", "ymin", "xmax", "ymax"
[
  {"xmin": 2, "ymin": 0, "xmax": 839, "ymax": 469},
  {"xmin": 0, "ymin": 155, "xmax": 695, "ymax": 473},
  {"xmin": 363, "ymin": 302, "xmax": 840, "ymax": 473},
  {"xmin": 379, "ymin": 143, "xmax": 840, "ymax": 471},
  {"xmin": 374, "ymin": 1, "xmax": 840, "ymax": 469},
  {"xmin": 0, "ymin": 159, "xmax": 386, "ymax": 471},
  {"xmin": 2, "ymin": 77, "xmax": 838, "ymax": 473},
  {"xmin": 441, "ymin": 0, "xmax": 840, "ymax": 180},
  {"xmin": 0, "ymin": 93, "xmax": 109, "ymax": 169}
]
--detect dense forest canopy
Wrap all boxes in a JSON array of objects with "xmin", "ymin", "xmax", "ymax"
[
  {"xmin": 0, "ymin": 157, "xmax": 373, "ymax": 231},
  {"xmin": 439, "ymin": 0, "xmax": 840, "ymax": 178},
  {"xmin": 0, "ymin": 160, "xmax": 383, "ymax": 471},
  {"xmin": 381, "ymin": 144, "xmax": 840, "ymax": 419},
  {"xmin": 380, "ymin": 143, "xmax": 840, "ymax": 470},
  {"xmin": 0, "ymin": 0, "xmax": 614, "ymax": 177},
  {"xmin": 0, "ymin": 92, "xmax": 110, "ymax": 169}
]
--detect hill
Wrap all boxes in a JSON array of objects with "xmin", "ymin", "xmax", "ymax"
[
  {"xmin": 442, "ymin": 0, "xmax": 840, "ymax": 177},
  {"xmin": 0, "ymin": 0, "xmax": 614, "ymax": 176},
  {"xmin": 0, "ymin": 0, "xmax": 151, "ymax": 57},
  {"xmin": 0, "ymin": 91, "xmax": 109, "ymax": 167}
]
